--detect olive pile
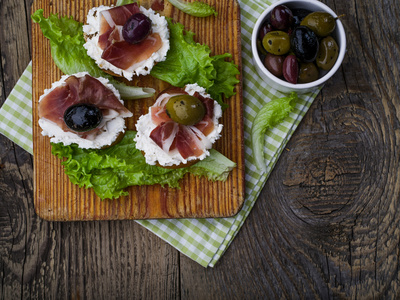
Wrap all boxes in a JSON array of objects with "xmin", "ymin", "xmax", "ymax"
[{"xmin": 257, "ymin": 5, "xmax": 339, "ymax": 84}]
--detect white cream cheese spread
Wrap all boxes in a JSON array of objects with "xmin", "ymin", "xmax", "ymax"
[
  {"xmin": 135, "ymin": 84, "xmax": 223, "ymax": 167},
  {"xmin": 83, "ymin": 5, "xmax": 170, "ymax": 81},
  {"xmin": 38, "ymin": 72, "xmax": 132, "ymax": 149}
]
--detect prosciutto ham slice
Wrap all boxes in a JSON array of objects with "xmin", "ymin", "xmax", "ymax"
[
  {"xmin": 98, "ymin": 3, "xmax": 140, "ymax": 40},
  {"xmin": 39, "ymin": 74, "xmax": 132, "ymax": 138},
  {"xmin": 149, "ymin": 87, "xmax": 216, "ymax": 160},
  {"xmin": 149, "ymin": 121, "xmax": 178, "ymax": 153},
  {"xmin": 96, "ymin": 3, "xmax": 163, "ymax": 72},
  {"xmin": 101, "ymin": 34, "xmax": 163, "ymax": 71}
]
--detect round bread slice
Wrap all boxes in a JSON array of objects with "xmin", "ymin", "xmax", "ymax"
[
  {"xmin": 135, "ymin": 84, "xmax": 223, "ymax": 168},
  {"xmin": 38, "ymin": 72, "xmax": 133, "ymax": 149},
  {"xmin": 83, "ymin": 4, "xmax": 170, "ymax": 81}
]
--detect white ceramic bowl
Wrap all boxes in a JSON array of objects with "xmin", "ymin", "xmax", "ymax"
[{"xmin": 251, "ymin": 0, "xmax": 346, "ymax": 94}]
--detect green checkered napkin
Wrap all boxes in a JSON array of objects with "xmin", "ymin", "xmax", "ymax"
[
  {"xmin": 0, "ymin": 0, "xmax": 320, "ymax": 267},
  {"xmin": 0, "ymin": 63, "xmax": 33, "ymax": 153}
]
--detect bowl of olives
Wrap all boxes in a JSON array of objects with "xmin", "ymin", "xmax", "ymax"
[{"xmin": 251, "ymin": 0, "xmax": 346, "ymax": 93}]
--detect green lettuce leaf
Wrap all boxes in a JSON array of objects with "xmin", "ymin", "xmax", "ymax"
[
  {"xmin": 190, "ymin": 149, "xmax": 236, "ymax": 181},
  {"xmin": 168, "ymin": 0, "xmax": 217, "ymax": 17},
  {"xmin": 150, "ymin": 19, "xmax": 239, "ymax": 109},
  {"xmin": 52, "ymin": 131, "xmax": 236, "ymax": 200},
  {"xmin": 116, "ymin": 0, "xmax": 136, "ymax": 6},
  {"xmin": 251, "ymin": 92, "xmax": 298, "ymax": 172},
  {"xmin": 208, "ymin": 53, "xmax": 241, "ymax": 108},
  {"xmin": 31, "ymin": 9, "xmax": 154, "ymax": 100},
  {"xmin": 150, "ymin": 20, "xmax": 214, "ymax": 91},
  {"xmin": 31, "ymin": 9, "xmax": 99, "ymax": 76}
]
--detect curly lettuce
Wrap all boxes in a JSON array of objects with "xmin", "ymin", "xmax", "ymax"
[
  {"xmin": 168, "ymin": 0, "xmax": 217, "ymax": 17},
  {"xmin": 52, "ymin": 131, "xmax": 236, "ymax": 200},
  {"xmin": 116, "ymin": 0, "xmax": 137, "ymax": 5},
  {"xmin": 150, "ymin": 19, "xmax": 240, "ymax": 109},
  {"xmin": 251, "ymin": 92, "xmax": 298, "ymax": 172}
]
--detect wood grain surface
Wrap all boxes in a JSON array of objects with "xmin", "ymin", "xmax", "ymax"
[
  {"xmin": 31, "ymin": 0, "xmax": 245, "ymax": 220},
  {"xmin": 2, "ymin": 0, "xmax": 400, "ymax": 298}
]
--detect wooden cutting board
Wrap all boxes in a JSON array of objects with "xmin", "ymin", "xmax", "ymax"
[{"xmin": 31, "ymin": 0, "xmax": 245, "ymax": 221}]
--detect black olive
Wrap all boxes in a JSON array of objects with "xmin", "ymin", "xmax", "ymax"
[
  {"xmin": 290, "ymin": 26, "xmax": 319, "ymax": 63},
  {"xmin": 291, "ymin": 8, "xmax": 313, "ymax": 27},
  {"xmin": 64, "ymin": 103, "xmax": 103, "ymax": 132},
  {"xmin": 122, "ymin": 13, "xmax": 152, "ymax": 44}
]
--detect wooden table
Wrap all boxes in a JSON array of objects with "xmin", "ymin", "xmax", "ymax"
[{"xmin": 1, "ymin": 0, "xmax": 399, "ymax": 298}]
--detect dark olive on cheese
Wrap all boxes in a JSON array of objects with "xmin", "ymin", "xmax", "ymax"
[
  {"xmin": 122, "ymin": 13, "xmax": 152, "ymax": 44},
  {"xmin": 64, "ymin": 103, "xmax": 103, "ymax": 132}
]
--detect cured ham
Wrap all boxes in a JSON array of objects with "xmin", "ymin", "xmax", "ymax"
[
  {"xmin": 101, "ymin": 34, "xmax": 163, "ymax": 71},
  {"xmin": 149, "ymin": 121, "xmax": 178, "ymax": 153},
  {"xmin": 38, "ymin": 73, "xmax": 133, "ymax": 149},
  {"xmin": 148, "ymin": 87, "xmax": 217, "ymax": 160},
  {"xmin": 194, "ymin": 115, "xmax": 215, "ymax": 136},
  {"xmin": 151, "ymin": 0, "xmax": 165, "ymax": 11},
  {"xmin": 95, "ymin": 4, "xmax": 163, "ymax": 72},
  {"xmin": 39, "ymin": 74, "xmax": 132, "ymax": 137},
  {"xmin": 150, "ymin": 106, "xmax": 172, "ymax": 126},
  {"xmin": 174, "ymin": 125, "xmax": 205, "ymax": 159},
  {"xmin": 98, "ymin": 3, "xmax": 140, "ymax": 39},
  {"xmin": 83, "ymin": 4, "xmax": 170, "ymax": 80}
]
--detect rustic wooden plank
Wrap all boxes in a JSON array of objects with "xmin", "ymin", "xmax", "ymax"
[
  {"xmin": 31, "ymin": 0, "xmax": 245, "ymax": 221},
  {"xmin": 179, "ymin": 0, "xmax": 400, "ymax": 298},
  {"xmin": 40, "ymin": 221, "xmax": 180, "ymax": 299},
  {"xmin": 2, "ymin": 0, "xmax": 400, "ymax": 298},
  {"xmin": 0, "ymin": 0, "xmax": 36, "ymax": 299}
]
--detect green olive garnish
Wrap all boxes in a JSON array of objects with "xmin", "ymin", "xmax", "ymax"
[{"xmin": 165, "ymin": 94, "xmax": 206, "ymax": 126}]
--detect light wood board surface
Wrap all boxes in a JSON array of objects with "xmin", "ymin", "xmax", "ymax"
[{"xmin": 31, "ymin": 0, "xmax": 245, "ymax": 221}]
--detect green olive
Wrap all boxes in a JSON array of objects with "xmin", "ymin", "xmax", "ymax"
[
  {"xmin": 298, "ymin": 62, "xmax": 319, "ymax": 83},
  {"xmin": 300, "ymin": 11, "xmax": 336, "ymax": 37},
  {"xmin": 316, "ymin": 36, "xmax": 339, "ymax": 71},
  {"xmin": 165, "ymin": 95, "xmax": 206, "ymax": 126},
  {"xmin": 262, "ymin": 31, "xmax": 291, "ymax": 55},
  {"xmin": 257, "ymin": 39, "xmax": 268, "ymax": 56}
]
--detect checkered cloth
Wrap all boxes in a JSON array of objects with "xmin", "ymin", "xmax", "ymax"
[{"xmin": 0, "ymin": 0, "xmax": 320, "ymax": 267}]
